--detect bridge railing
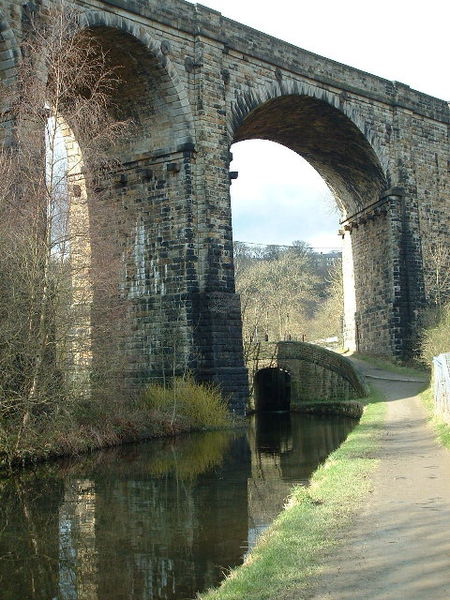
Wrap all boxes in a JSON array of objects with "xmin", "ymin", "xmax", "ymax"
[{"xmin": 433, "ymin": 353, "xmax": 450, "ymax": 423}]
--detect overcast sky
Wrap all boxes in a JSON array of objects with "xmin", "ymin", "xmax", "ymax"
[{"xmin": 187, "ymin": 0, "xmax": 449, "ymax": 248}]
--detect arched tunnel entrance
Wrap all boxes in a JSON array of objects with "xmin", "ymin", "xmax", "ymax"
[{"xmin": 254, "ymin": 368, "xmax": 291, "ymax": 412}]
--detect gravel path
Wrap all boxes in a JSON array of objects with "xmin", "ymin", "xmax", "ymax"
[{"xmin": 309, "ymin": 360, "xmax": 450, "ymax": 600}]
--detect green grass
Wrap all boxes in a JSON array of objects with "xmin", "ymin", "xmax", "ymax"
[
  {"xmin": 351, "ymin": 353, "xmax": 429, "ymax": 378},
  {"xmin": 421, "ymin": 303, "xmax": 450, "ymax": 365},
  {"xmin": 421, "ymin": 386, "xmax": 450, "ymax": 450},
  {"xmin": 418, "ymin": 302, "xmax": 450, "ymax": 449},
  {"xmin": 198, "ymin": 386, "xmax": 386, "ymax": 600}
]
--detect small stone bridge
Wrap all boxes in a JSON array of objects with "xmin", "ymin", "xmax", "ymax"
[
  {"xmin": 246, "ymin": 341, "xmax": 368, "ymax": 412},
  {"xmin": 0, "ymin": 0, "xmax": 448, "ymax": 412}
]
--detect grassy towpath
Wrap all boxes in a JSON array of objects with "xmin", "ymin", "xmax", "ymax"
[{"xmin": 308, "ymin": 358, "xmax": 450, "ymax": 599}]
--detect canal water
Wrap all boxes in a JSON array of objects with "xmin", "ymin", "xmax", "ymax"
[{"xmin": 0, "ymin": 412, "xmax": 356, "ymax": 600}]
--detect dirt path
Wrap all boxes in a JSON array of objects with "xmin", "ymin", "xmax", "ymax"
[{"xmin": 309, "ymin": 360, "xmax": 450, "ymax": 600}]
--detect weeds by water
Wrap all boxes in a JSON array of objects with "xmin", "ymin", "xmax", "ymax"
[
  {"xmin": 417, "ymin": 302, "xmax": 450, "ymax": 449},
  {"xmin": 0, "ymin": 377, "xmax": 235, "ymax": 473},
  {"xmin": 143, "ymin": 376, "xmax": 234, "ymax": 432},
  {"xmin": 198, "ymin": 386, "xmax": 386, "ymax": 600}
]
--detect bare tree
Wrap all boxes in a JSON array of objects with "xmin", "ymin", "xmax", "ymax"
[
  {"xmin": 427, "ymin": 241, "xmax": 450, "ymax": 308},
  {"xmin": 0, "ymin": 2, "xmax": 129, "ymax": 460},
  {"xmin": 234, "ymin": 242, "xmax": 345, "ymax": 369}
]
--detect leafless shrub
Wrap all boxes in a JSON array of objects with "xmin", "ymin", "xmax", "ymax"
[{"xmin": 0, "ymin": 2, "xmax": 132, "ymax": 462}]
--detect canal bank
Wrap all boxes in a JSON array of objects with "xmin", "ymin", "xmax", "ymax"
[
  {"xmin": 200, "ymin": 359, "xmax": 443, "ymax": 600},
  {"xmin": 5, "ymin": 360, "xmax": 441, "ymax": 599},
  {"xmin": 0, "ymin": 409, "xmax": 356, "ymax": 598},
  {"xmin": 199, "ymin": 384, "xmax": 386, "ymax": 600},
  {"xmin": 0, "ymin": 377, "xmax": 237, "ymax": 474},
  {"xmin": 307, "ymin": 362, "xmax": 450, "ymax": 600}
]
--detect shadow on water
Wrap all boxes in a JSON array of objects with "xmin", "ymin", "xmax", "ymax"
[{"xmin": 0, "ymin": 412, "xmax": 356, "ymax": 599}]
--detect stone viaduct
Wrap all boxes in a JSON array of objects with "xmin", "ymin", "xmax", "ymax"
[{"xmin": 0, "ymin": 0, "xmax": 449, "ymax": 411}]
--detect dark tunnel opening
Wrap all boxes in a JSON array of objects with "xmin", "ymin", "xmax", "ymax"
[{"xmin": 254, "ymin": 367, "xmax": 291, "ymax": 412}]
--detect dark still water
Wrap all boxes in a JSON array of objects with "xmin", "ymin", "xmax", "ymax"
[{"xmin": 0, "ymin": 413, "xmax": 356, "ymax": 600}]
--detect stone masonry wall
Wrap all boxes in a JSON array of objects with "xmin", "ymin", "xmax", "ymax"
[{"xmin": 0, "ymin": 0, "xmax": 448, "ymax": 412}]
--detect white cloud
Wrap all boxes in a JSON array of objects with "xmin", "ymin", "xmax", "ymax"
[{"xmin": 230, "ymin": 141, "xmax": 340, "ymax": 247}]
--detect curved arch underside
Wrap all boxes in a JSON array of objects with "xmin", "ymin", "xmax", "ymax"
[
  {"xmin": 71, "ymin": 25, "xmax": 194, "ymax": 162},
  {"xmin": 233, "ymin": 95, "xmax": 386, "ymax": 215}
]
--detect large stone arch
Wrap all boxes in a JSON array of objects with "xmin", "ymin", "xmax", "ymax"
[
  {"xmin": 229, "ymin": 81, "xmax": 389, "ymax": 185},
  {"xmin": 40, "ymin": 11, "xmax": 200, "ymax": 392},
  {"xmin": 229, "ymin": 89, "xmax": 387, "ymax": 215},
  {"xmin": 0, "ymin": 0, "xmax": 446, "ymax": 412},
  {"xmin": 226, "ymin": 89, "xmax": 415, "ymax": 359}
]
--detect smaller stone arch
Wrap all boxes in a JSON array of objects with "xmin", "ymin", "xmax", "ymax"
[
  {"xmin": 254, "ymin": 367, "xmax": 292, "ymax": 412},
  {"xmin": 275, "ymin": 342, "xmax": 368, "ymax": 404},
  {"xmin": 248, "ymin": 342, "xmax": 368, "ymax": 412}
]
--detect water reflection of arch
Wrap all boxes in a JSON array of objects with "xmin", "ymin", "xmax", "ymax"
[
  {"xmin": 280, "ymin": 414, "xmax": 355, "ymax": 480},
  {"xmin": 254, "ymin": 367, "xmax": 292, "ymax": 412},
  {"xmin": 65, "ymin": 432, "xmax": 248, "ymax": 600},
  {"xmin": 247, "ymin": 412, "xmax": 357, "ymax": 551},
  {"xmin": 0, "ymin": 431, "xmax": 250, "ymax": 600}
]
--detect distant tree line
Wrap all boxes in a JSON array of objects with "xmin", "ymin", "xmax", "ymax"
[{"xmin": 233, "ymin": 240, "xmax": 344, "ymax": 361}]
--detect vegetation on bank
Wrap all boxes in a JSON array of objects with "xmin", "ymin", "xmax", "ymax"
[
  {"xmin": 0, "ymin": 376, "xmax": 235, "ymax": 473},
  {"xmin": 421, "ymin": 387, "xmax": 450, "ymax": 450},
  {"xmin": 0, "ymin": 4, "xmax": 132, "ymax": 471},
  {"xmin": 421, "ymin": 302, "xmax": 450, "ymax": 365},
  {"xmin": 198, "ymin": 386, "xmax": 385, "ymax": 600},
  {"xmin": 418, "ymin": 303, "xmax": 450, "ymax": 450},
  {"xmin": 0, "ymin": 5, "xmax": 238, "ymax": 473},
  {"xmin": 143, "ymin": 376, "xmax": 235, "ymax": 431}
]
